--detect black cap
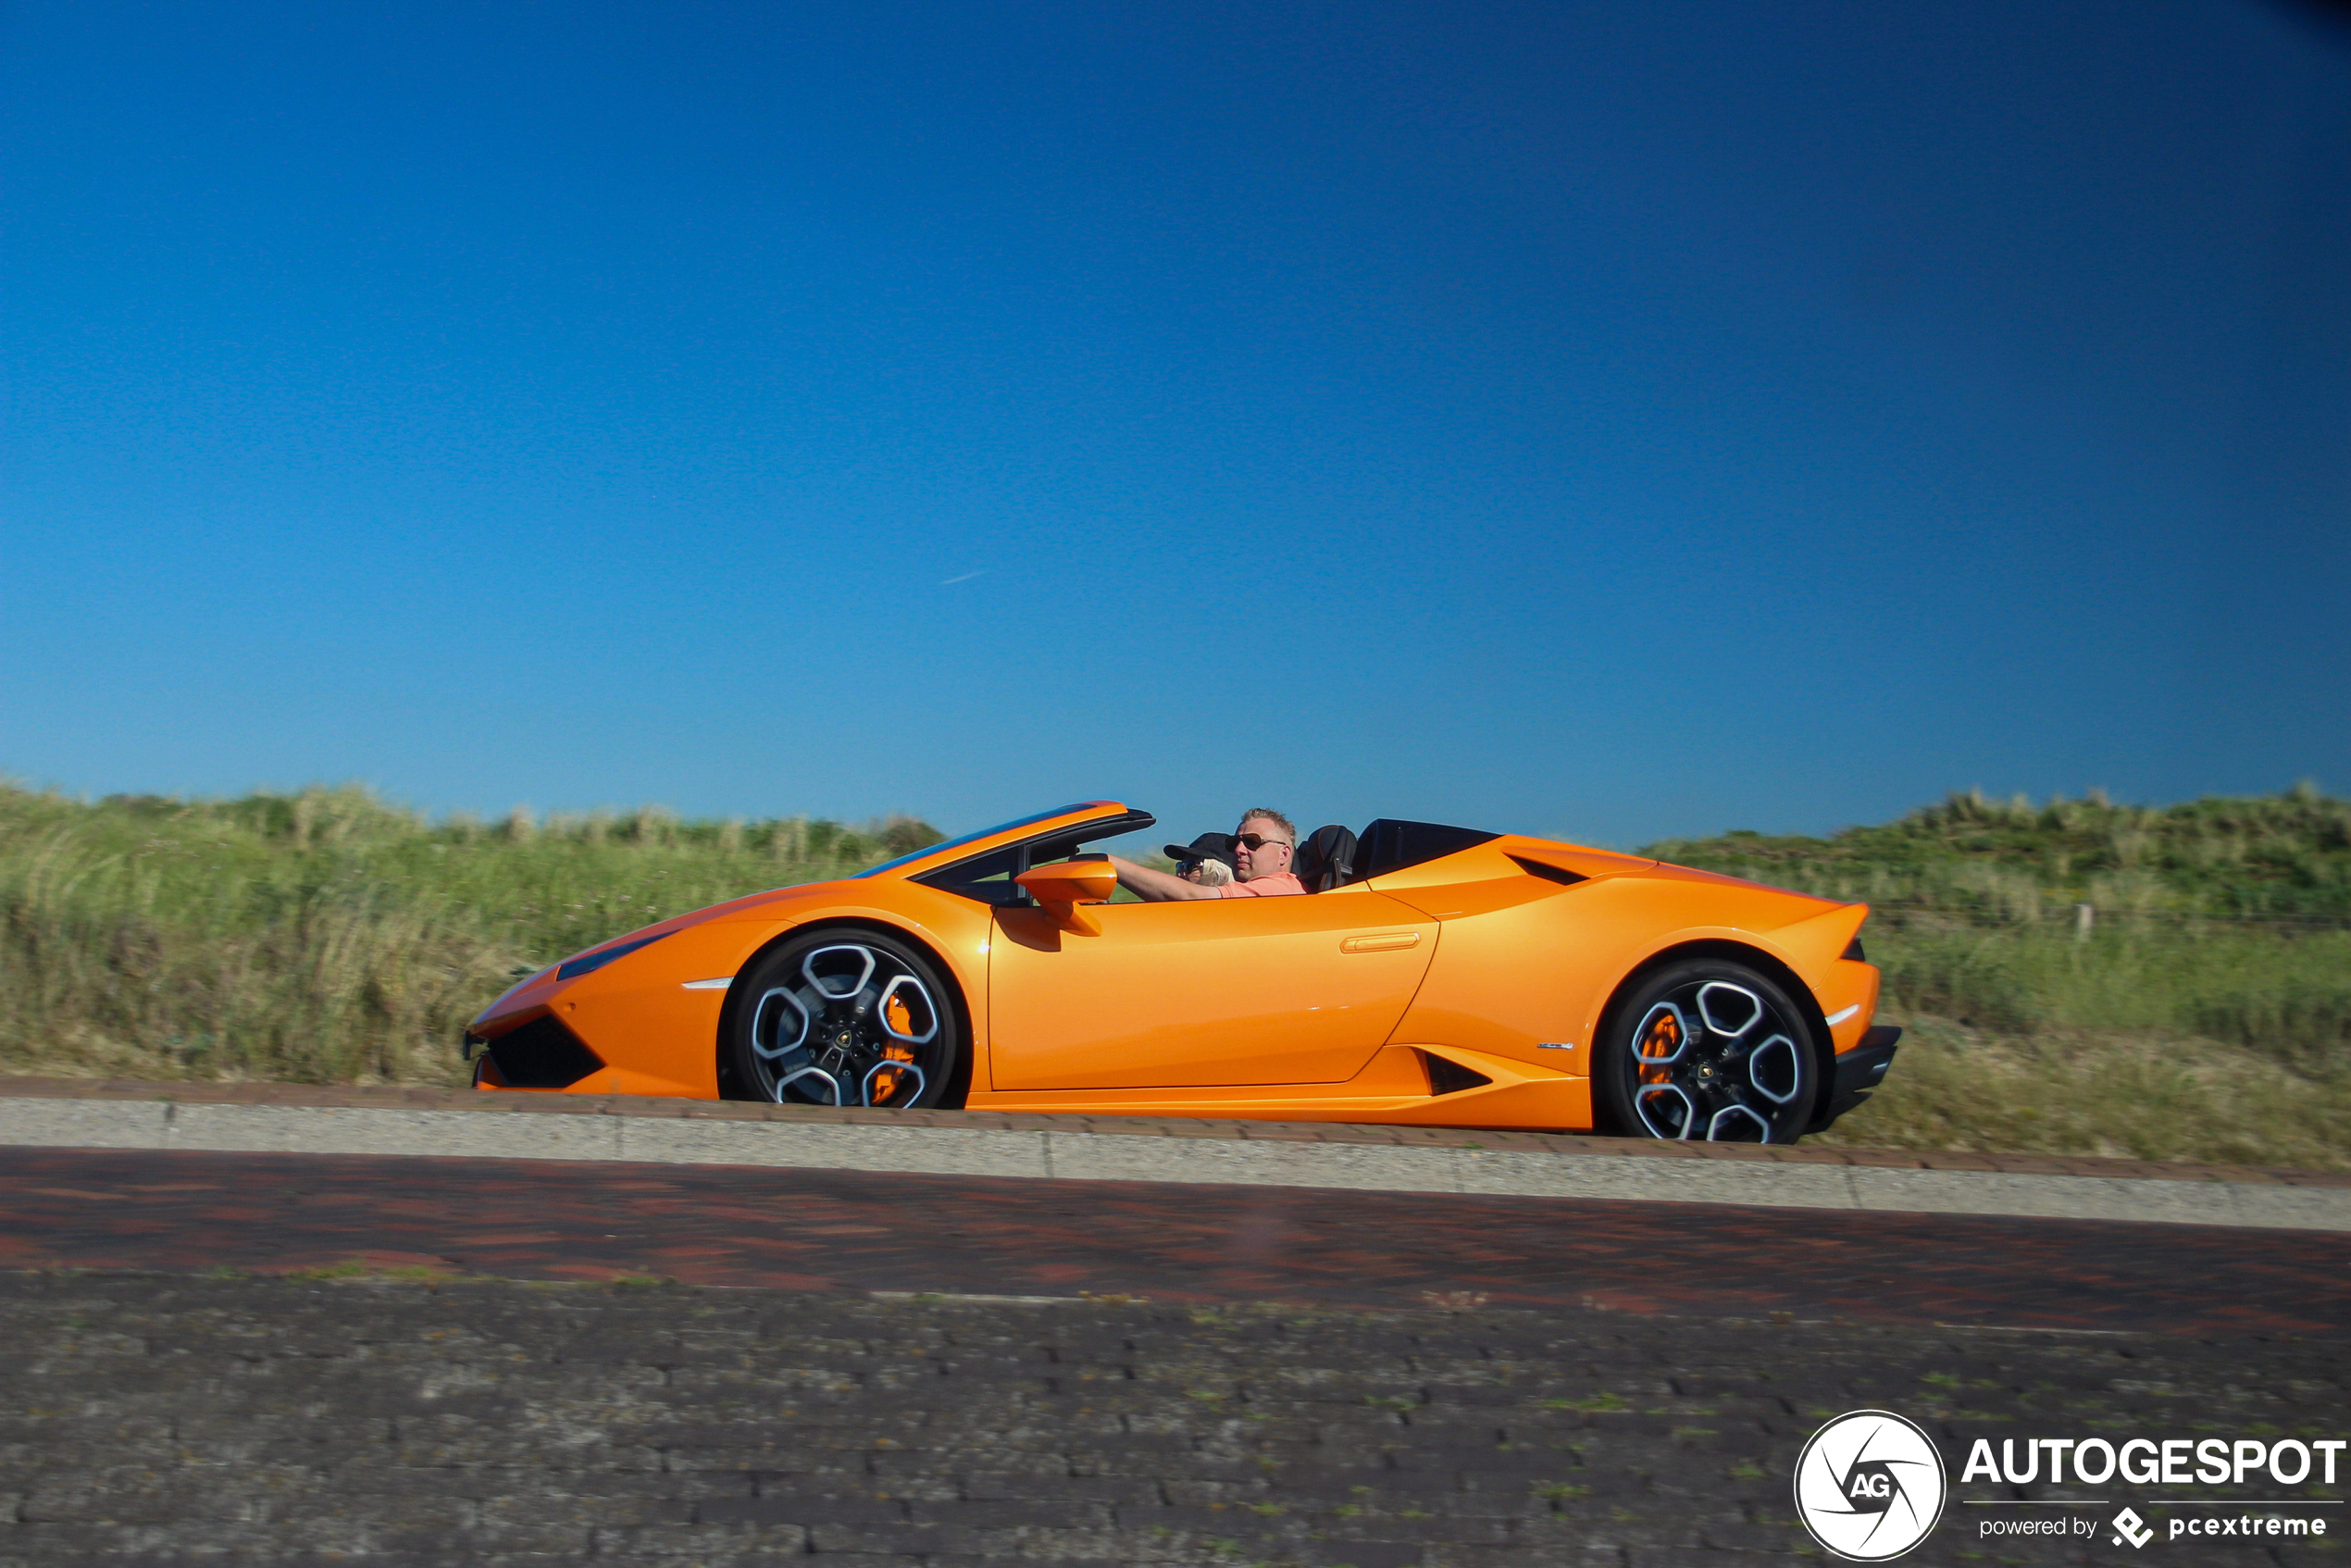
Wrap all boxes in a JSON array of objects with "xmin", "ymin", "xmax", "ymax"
[{"xmin": 1165, "ymin": 831, "xmax": 1238, "ymax": 870}]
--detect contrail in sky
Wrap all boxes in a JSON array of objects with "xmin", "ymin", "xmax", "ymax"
[{"xmin": 939, "ymin": 569, "xmax": 989, "ymax": 586}]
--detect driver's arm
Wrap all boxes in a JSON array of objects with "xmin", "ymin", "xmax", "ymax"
[{"xmin": 1106, "ymin": 855, "xmax": 1221, "ymax": 902}]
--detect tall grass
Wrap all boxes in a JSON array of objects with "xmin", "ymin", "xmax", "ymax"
[
  {"xmin": 1808, "ymin": 1016, "xmax": 2351, "ymax": 1172},
  {"xmin": 0, "ymin": 783, "xmax": 935, "ymax": 1086}
]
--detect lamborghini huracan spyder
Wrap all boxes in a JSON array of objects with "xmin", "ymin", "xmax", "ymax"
[{"xmin": 466, "ymin": 802, "xmax": 1900, "ymax": 1142}]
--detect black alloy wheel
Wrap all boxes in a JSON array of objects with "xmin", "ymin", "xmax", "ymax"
[
  {"xmin": 1595, "ymin": 960, "xmax": 1820, "ymax": 1143},
  {"xmin": 721, "ymin": 930, "xmax": 962, "ymax": 1109}
]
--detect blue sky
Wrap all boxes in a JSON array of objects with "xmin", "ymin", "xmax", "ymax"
[{"xmin": 3, "ymin": 0, "xmax": 2345, "ymax": 849}]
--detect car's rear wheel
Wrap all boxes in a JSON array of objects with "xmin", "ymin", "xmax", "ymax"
[
  {"xmin": 721, "ymin": 930, "xmax": 962, "ymax": 1109},
  {"xmin": 1594, "ymin": 959, "xmax": 1820, "ymax": 1143}
]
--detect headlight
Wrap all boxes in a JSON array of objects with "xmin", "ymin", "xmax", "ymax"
[{"xmin": 555, "ymin": 929, "xmax": 671, "ymax": 981}]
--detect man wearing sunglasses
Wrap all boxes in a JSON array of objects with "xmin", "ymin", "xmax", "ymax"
[{"xmin": 1108, "ymin": 809, "xmax": 1307, "ymax": 901}]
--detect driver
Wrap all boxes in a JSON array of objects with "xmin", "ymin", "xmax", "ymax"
[{"xmin": 1110, "ymin": 810, "xmax": 1305, "ymax": 901}]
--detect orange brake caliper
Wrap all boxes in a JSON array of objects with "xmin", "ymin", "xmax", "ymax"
[
  {"xmin": 869, "ymin": 1045, "xmax": 917, "ymax": 1101},
  {"xmin": 873, "ymin": 993, "xmax": 918, "ymax": 1102},
  {"xmin": 1639, "ymin": 1012, "xmax": 1680, "ymax": 1086}
]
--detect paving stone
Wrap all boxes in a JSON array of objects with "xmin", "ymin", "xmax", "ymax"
[
  {"xmin": 1301, "ymin": 1543, "xmax": 1429, "ymax": 1568},
  {"xmin": 589, "ymin": 1521, "xmax": 810, "ymax": 1557},
  {"xmin": 698, "ymin": 1492, "xmax": 907, "ymax": 1526}
]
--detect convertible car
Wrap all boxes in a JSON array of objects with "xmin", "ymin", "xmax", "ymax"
[{"xmin": 465, "ymin": 802, "xmax": 1901, "ymax": 1143}]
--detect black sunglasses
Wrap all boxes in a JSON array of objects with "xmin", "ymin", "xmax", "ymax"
[{"xmin": 1234, "ymin": 832, "xmax": 1291, "ymax": 851}]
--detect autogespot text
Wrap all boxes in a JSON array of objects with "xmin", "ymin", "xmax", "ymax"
[{"xmin": 1960, "ymin": 1436, "xmax": 2345, "ymax": 1487}]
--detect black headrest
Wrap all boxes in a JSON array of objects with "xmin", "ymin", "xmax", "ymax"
[{"xmin": 1294, "ymin": 824, "xmax": 1359, "ymax": 893}]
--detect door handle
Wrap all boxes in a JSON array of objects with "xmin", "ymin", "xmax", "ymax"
[{"xmin": 1340, "ymin": 932, "xmax": 1421, "ymax": 953}]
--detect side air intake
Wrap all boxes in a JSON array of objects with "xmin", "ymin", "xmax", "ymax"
[
  {"xmin": 1509, "ymin": 855, "xmax": 1589, "ymax": 888},
  {"xmin": 1422, "ymin": 1051, "xmax": 1494, "ymax": 1097},
  {"xmin": 483, "ymin": 1015, "xmax": 605, "ymax": 1089}
]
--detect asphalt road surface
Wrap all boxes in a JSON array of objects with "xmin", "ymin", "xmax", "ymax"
[{"xmin": 0, "ymin": 1148, "xmax": 2345, "ymax": 1565}]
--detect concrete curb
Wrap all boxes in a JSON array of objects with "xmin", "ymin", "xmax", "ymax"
[{"xmin": 0, "ymin": 1079, "xmax": 2345, "ymax": 1232}]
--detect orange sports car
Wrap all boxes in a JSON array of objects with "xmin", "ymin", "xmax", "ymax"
[{"xmin": 465, "ymin": 801, "xmax": 1900, "ymax": 1143}]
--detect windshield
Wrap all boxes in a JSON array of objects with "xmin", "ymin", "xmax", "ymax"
[{"xmin": 852, "ymin": 804, "xmax": 1108, "ymax": 879}]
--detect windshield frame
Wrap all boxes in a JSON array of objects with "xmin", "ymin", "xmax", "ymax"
[{"xmin": 852, "ymin": 803, "xmax": 1130, "ymax": 880}]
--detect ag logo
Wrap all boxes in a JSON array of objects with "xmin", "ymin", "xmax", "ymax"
[{"xmin": 1794, "ymin": 1410, "xmax": 1948, "ymax": 1561}]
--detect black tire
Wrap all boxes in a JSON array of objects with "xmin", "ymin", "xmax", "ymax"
[
  {"xmin": 1594, "ymin": 959, "xmax": 1820, "ymax": 1144},
  {"xmin": 720, "ymin": 928, "xmax": 963, "ymax": 1110}
]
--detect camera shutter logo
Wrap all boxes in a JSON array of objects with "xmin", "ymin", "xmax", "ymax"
[{"xmin": 1794, "ymin": 1410, "xmax": 1948, "ymax": 1561}]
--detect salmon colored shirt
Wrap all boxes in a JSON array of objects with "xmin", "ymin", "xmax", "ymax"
[{"xmin": 1218, "ymin": 872, "xmax": 1307, "ymax": 898}]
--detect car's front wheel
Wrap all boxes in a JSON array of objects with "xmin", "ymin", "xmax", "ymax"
[
  {"xmin": 1594, "ymin": 960, "xmax": 1820, "ymax": 1143},
  {"xmin": 721, "ymin": 930, "xmax": 963, "ymax": 1109}
]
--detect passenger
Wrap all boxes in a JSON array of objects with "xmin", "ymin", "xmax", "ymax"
[
  {"xmin": 1111, "ymin": 810, "xmax": 1306, "ymax": 902},
  {"xmin": 1167, "ymin": 832, "xmax": 1236, "ymax": 888}
]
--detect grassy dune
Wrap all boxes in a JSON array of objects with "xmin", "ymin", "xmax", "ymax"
[{"xmin": 2, "ymin": 780, "xmax": 2345, "ymax": 1165}]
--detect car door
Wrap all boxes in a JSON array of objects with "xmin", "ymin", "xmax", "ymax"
[{"xmin": 986, "ymin": 888, "xmax": 1438, "ymax": 1089}]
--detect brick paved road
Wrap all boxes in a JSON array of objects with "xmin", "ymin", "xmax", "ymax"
[
  {"xmin": 1, "ymin": 1273, "xmax": 2344, "ymax": 1567},
  {"xmin": 4, "ymin": 1149, "xmax": 2349, "ymax": 1564},
  {"xmin": 4, "ymin": 1149, "xmax": 2350, "ymax": 1337}
]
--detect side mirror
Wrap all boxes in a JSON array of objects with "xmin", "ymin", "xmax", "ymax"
[{"xmin": 1016, "ymin": 858, "xmax": 1117, "ymax": 935}]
